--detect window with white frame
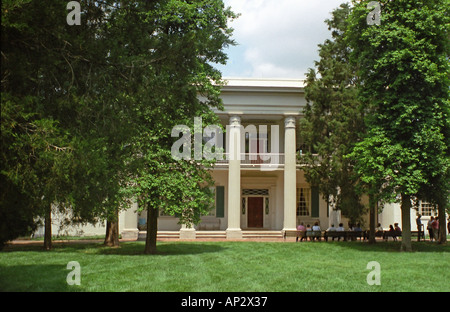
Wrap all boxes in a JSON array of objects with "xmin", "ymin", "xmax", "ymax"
[
  {"xmin": 296, "ymin": 188, "xmax": 311, "ymax": 216},
  {"xmin": 242, "ymin": 189, "xmax": 269, "ymax": 196},
  {"xmin": 419, "ymin": 202, "xmax": 436, "ymax": 217}
]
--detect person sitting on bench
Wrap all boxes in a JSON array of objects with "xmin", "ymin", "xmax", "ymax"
[
  {"xmin": 385, "ymin": 224, "xmax": 397, "ymax": 241},
  {"xmin": 296, "ymin": 223, "xmax": 306, "ymax": 242},
  {"xmin": 311, "ymin": 222, "xmax": 322, "ymax": 241},
  {"xmin": 394, "ymin": 223, "xmax": 402, "ymax": 237},
  {"xmin": 375, "ymin": 223, "xmax": 384, "ymax": 237},
  {"xmin": 325, "ymin": 224, "xmax": 337, "ymax": 241}
]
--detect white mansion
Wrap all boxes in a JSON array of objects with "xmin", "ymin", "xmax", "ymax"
[{"xmin": 37, "ymin": 78, "xmax": 439, "ymax": 240}]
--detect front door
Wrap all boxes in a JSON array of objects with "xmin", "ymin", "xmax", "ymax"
[{"xmin": 247, "ymin": 197, "xmax": 264, "ymax": 228}]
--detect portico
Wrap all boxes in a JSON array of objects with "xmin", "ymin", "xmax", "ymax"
[{"xmin": 224, "ymin": 114, "xmax": 299, "ymax": 238}]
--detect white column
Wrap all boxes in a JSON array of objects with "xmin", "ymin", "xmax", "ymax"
[
  {"xmin": 283, "ymin": 116, "xmax": 297, "ymax": 231},
  {"xmin": 227, "ymin": 115, "xmax": 243, "ymax": 239},
  {"xmin": 121, "ymin": 200, "xmax": 139, "ymax": 240},
  {"xmin": 179, "ymin": 224, "xmax": 196, "ymax": 240}
]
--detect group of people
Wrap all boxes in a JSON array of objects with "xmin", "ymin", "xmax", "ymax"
[
  {"xmin": 295, "ymin": 222, "xmax": 364, "ymax": 242},
  {"xmin": 384, "ymin": 223, "xmax": 402, "ymax": 241},
  {"xmin": 296, "ymin": 222, "xmax": 320, "ymax": 233},
  {"xmin": 326, "ymin": 223, "xmax": 363, "ymax": 232},
  {"xmin": 295, "ymin": 216, "xmax": 450, "ymax": 242},
  {"xmin": 417, "ymin": 214, "xmax": 449, "ymax": 242},
  {"xmin": 296, "ymin": 222, "xmax": 321, "ymax": 241},
  {"xmin": 296, "ymin": 222, "xmax": 362, "ymax": 232}
]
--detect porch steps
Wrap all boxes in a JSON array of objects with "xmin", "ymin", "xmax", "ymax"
[
  {"xmin": 196, "ymin": 231, "xmax": 227, "ymax": 239},
  {"xmin": 158, "ymin": 231, "xmax": 180, "ymax": 239},
  {"xmin": 242, "ymin": 230, "xmax": 283, "ymax": 239}
]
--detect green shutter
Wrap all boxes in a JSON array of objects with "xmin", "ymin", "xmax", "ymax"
[
  {"xmin": 311, "ymin": 187, "xmax": 319, "ymax": 218},
  {"xmin": 216, "ymin": 186, "xmax": 225, "ymax": 218}
]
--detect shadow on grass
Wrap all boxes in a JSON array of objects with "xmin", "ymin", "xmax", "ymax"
[
  {"xmin": 97, "ymin": 241, "xmax": 227, "ymax": 256},
  {"xmin": 6, "ymin": 239, "xmax": 447, "ymax": 255},
  {"xmin": 325, "ymin": 240, "xmax": 450, "ymax": 253},
  {"xmin": 0, "ymin": 264, "xmax": 73, "ymax": 292},
  {"xmin": 2, "ymin": 241, "xmax": 227, "ymax": 256}
]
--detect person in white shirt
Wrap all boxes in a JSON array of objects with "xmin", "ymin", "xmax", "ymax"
[
  {"xmin": 327, "ymin": 224, "xmax": 336, "ymax": 232},
  {"xmin": 312, "ymin": 222, "xmax": 321, "ymax": 231},
  {"xmin": 376, "ymin": 223, "xmax": 383, "ymax": 232},
  {"xmin": 325, "ymin": 224, "xmax": 337, "ymax": 241},
  {"xmin": 375, "ymin": 223, "xmax": 384, "ymax": 238},
  {"xmin": 311, "ymin": 222, "xmax": 321, "ymax": 241},
  {"xmin": 334, "ymin": 223, "xmax": 345, "ymax": 241}
]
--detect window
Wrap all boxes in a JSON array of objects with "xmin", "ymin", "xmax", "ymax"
[
  {"xmin": 244, "ymin": 126, "xmax": 269, "ymax": 154},
  {"xmin": 296, "ymin": 188, "xmax": 311, "ymax": 216},
  {"xmin": 242, "ymin": 189, "xmax": 269, "ymax": 196},
  {"xmin": 420, "ymin": 202, "xmax": 436, "ymax": 217}
]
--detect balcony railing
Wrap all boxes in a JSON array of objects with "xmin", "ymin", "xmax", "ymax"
[
  {"xmin": 213, "ymin": 153, "xmax": 321, "ymax": 168},
  {"xmin": 215, "ymin": 153, "xmax": 285, "ymax": 167}
]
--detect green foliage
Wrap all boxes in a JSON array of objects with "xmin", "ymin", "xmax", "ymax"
[
  {"xmin": 1, "ymin": 1, "xmax": 128, "ymax": 244},
  {"xmin": 131, "ymin": 150, "xmax": 215, "ymax": 227},
  {"xmin": 347, "ymin": 0, "xmax": 450, "ymax": 202},
  {"xmin": 1, "ymin": 0, "xmax": 236, "ymax": 249},
  {"xmin": 1, "ymin": 92, "xmax": 74, "ymax": 247},
  {"xmin": 347, "ymin": 0, "xmax": 450, "ymax": 248},
  {"xmin": 120, "ymin": 1, "xmax": 236, "ymax": 219},
  {"xmin": 300, "ymin": 3, "xmax": 366, "ymax": 223},
  {"xmin": 0, "ymin": 175, "xmax": 37, "ymax": 250}
]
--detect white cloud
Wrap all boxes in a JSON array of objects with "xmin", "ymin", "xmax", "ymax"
[{"xmin": 219, "ymin": 0, "xmax": 345, "ymax": 79}]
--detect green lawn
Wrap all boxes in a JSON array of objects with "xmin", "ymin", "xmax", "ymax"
[{"xmin": 0, "ymin": 240, "xmax": 449, "ymax": 292}]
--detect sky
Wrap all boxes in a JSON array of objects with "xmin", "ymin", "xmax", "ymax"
[{"xmin": 216, "ymin": 0, "xmax": 346, "ymax": 79}]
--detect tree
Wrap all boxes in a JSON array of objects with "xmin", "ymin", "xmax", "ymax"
[
  {"xmin": 1, "ymin": 0, "xmax": 138, "ymax": 248},
  {"xmin": 0, "ymin": 96, "xmax": 40, "ymax": 249},
  {"xmin": 300, "ymin": 4, "xmax": 367, "ymax": 229},
  {"xmin": 2, "ymin": 0, "xmax": 236, "ymax": 252},
  {"xmin": 1, "ymin": 0, "xmax": 79, "ymax": 249},
  {"xmin": 347, "ymin": 0, "xmax": 450, "ymax": 250},
  {"xmin": 103, "ymin": 0, "xmax": 237, "ymax": 254},
  {"xmin": 0, "ymin": 95, "xmax": 74, "ymax": 250}
]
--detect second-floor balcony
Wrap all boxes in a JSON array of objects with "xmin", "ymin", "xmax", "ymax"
[
  {"xmin": 215, "ymin": 153, "xmax": 285, "ymax": 169},
  {"xmin": 213, "ymin": 152, "xmax": 317, "ymax": 169}
]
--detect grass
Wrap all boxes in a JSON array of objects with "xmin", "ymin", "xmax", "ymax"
[{"xmin": 0, "ymin": 240, "xmax": 449, "ymax": 292}]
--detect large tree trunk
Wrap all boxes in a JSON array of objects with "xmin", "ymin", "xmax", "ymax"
[
  {"xmin": 400, "ymin": 194, "xmax": 412, "ymax": 252},
  {"xmin": 368, "ymin": 195, "xmax": 376, "ymax": 244},
  {"xmin": 144, "ymin": 204, "xmax": 158, "ymax": 255},
  {"xmin": 44, "ymin": 205, "xmax": 52, "ymax": 251},
  {"xmin": 104, "ymin": 210, "xmax": 120, "ymax": 247},
  {"xmin": 438, "ymin": 199, "xmax": 447, "ymax": 244}
]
